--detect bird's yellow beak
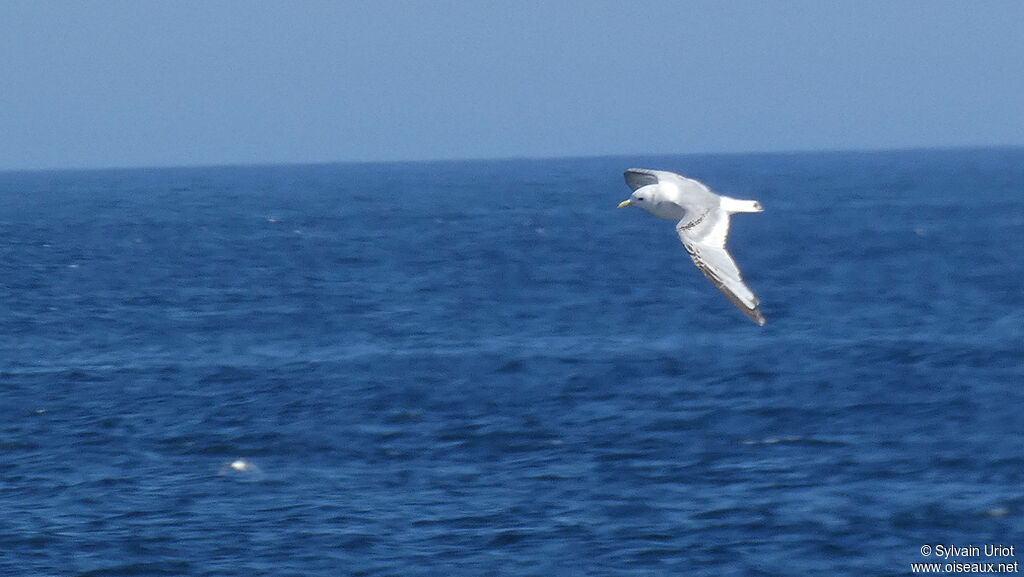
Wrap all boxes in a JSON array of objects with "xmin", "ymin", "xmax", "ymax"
[{"xmin": 617, "ymin": 199, "xmax": 633, "ymax": 208}]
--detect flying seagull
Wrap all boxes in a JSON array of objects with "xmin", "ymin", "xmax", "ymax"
[{"xmin": 618, "ymin": 168, "xmax": 766, "ymax": 325}]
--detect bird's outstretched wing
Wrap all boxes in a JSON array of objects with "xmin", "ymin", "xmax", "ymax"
[
  {"xmin": 676, "ymin": 208, "xmax": 766, "ymax": 325},
  {"xmin": 624, "ymin": 168, "xmax": 660, "ymax": 191},
  {"xmin": 625, "ymin": 168, "xmax": 716, "ymax": 205}
]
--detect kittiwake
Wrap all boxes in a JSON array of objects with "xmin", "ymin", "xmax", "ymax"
[{"xmin": 618, "ymin": 168, "xmax": 766, "ymax": 325}]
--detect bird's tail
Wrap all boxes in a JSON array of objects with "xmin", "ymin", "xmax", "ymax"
[{"xmin": 721, "ymin": 196, "xmax": 763, "ymax": 214}]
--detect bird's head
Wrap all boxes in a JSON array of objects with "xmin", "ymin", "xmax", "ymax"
[{"xmin": 617, "ymin": 184, "xmax": 658, "ymax": 209}]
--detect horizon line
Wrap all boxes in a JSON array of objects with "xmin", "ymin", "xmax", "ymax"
[{"xmin": 2, "ymin": 143, "xmax": 1022, "ymax": 175}]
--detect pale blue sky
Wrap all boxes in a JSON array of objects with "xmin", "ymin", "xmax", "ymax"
[{"xmin": 2, "ymin": 1, "xmax": 1023, "ymax": 170}]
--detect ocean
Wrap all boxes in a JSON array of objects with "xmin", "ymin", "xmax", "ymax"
[{"xmin": 1, "ymin": 148, "xmax": 1022, "ymax": 576}]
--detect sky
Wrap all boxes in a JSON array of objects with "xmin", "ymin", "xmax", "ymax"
[{"xmin": 2, "ymin": 1, "xmax": 1023, "ymax": 171}]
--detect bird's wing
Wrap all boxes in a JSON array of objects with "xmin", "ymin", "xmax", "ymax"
[
  {"xmin": 624, "ymin": 168, "xmax": 660, "ymax": 191},
  {"xmin": 676, "ymin": 208, "xmax": 766, "ymax": 325},
  {"xmin": 625, "ymin": 168, "xmax": 716, "ymax": 204}
]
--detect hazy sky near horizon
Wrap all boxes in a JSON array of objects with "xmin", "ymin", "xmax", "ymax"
[{"xmin": 2, "ymin": 1, "xmax": 1023, "ymax": 170}]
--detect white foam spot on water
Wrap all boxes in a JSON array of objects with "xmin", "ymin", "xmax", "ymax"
[
  {"xmin": 219, "ymin": 458, "xmax": 261, "ymax": 477},
  {"xmin": 740, "ymin": 436, "xmax": 816, "ymax": 446}
]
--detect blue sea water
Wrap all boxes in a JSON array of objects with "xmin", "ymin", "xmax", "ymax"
[{"xmin": 1, "ymin": 149, "xmax": 1022, "ymax": 576}]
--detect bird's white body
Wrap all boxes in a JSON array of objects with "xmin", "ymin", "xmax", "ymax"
[{"xmin": 619, "ymin": 168, "xmax": 766, "ymax": 325}]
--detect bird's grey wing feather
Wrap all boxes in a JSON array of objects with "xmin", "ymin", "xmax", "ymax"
[
  {"xmin": 676, "ymin": 209, "xmax": 766, "ymax": 325},
  {"xmin": 624, "ymin": 168, "xmax": 660, "ymax": 191}
]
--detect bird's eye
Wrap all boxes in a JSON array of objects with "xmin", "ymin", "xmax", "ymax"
[{"xmin": 636, "ymin": 196, "xmax": 644, "ymax": 201}]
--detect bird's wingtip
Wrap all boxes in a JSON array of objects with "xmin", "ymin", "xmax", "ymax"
[{"xmin": 751, "ymin": 309, "xmax": 767, "ymax": 326}]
